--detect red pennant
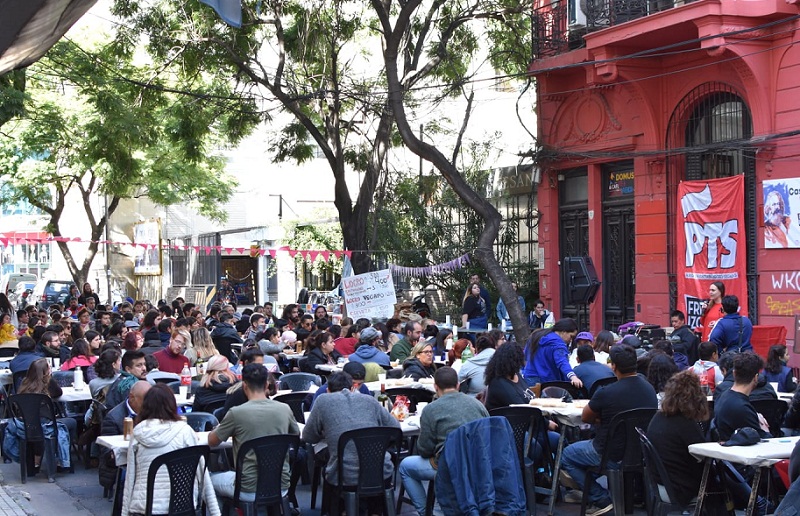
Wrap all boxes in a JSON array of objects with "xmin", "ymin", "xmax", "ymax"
[
  {"xmin": 71, "ymin": 237, "xmax": 82, "ymax": 242},
  {"xmin": 269, "ymin": 249, "xmax": 277, "ymax": 259},
  {"xmin": 288, "ymin": 249, "xmax": 298, "ymax": 258},
  {"xmin": 333, "ymin": 250, "xmax": 343, "ymax": 259},
  {"xmin": 344, "ymin": 250, "xmax": 353, "ymax": 259},
  {"xmin": 299, "ymin": 250, "xmax": 310, "ymax": 260},
  {"xmin": 203, "ymin": 246, "xmax": 212, "ymax": 255},
  {"xmin": 258, "ymin": 249, "xmax": 266, "ymax": 256},
  {"xmin": 235, "ymin": 247, "xmax": 246, "ymax": 254},
  {"xmin": 309, "ymin": 250, "xmax": 320, "ymax": 262},
  {"xmin": 320, "ymin": 251, "xmax": 330, "ymax": 262},
  {"xmin": 192, "ymin": 246, "xmax": 200, "ymax": 252},
  {"xmin": 0, "ymin": 238, "xmax": 7, "ymax": 247},
  {"xmin": 222, "ymin": 247, "xmax": 232, "ymax": 255}
]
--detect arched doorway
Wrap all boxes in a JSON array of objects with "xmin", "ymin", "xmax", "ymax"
[{"xmin": 665, "ymin": 82, "xmax": 757, "ymax": 321}]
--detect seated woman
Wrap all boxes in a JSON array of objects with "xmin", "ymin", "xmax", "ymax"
[
  {"xmin": 88, "ymin": 349, "xmax": 121, "ymax": 398},
  {"xmin": 402, "ymin": 342, "xmax": 437, "ymax": 380},
  {"xmin": 84, "ymin": 330, "xmax": 104, "ymax": 356},
  {"xmin": 446, "ymin": 338, "xmax": 474, "ymax": 373},
  {"xmin": 5, "ymin": 358, "xmax": 74, "ymax": 472},
  {"xmin": 121, "ymin": 384, "xmax": 220, "ymax": 516},
  {"xmin": 646, "ymin": 370, "xmax": 716, "ymax": 509},
  {"xmin": 60, "ymin": 338, "xmax": 98, "ymax": 373},
  {"xmin": 186, "ymin": 327, "xmax": 219, "ymax": 369},
  {"xmin": 193, "ymin": 355, "xmax": 238, "ymax": 413},
  {"xmin": 764, "ymin": 344, "xmax": 797, "ymax": 393},
  {"xmin": 303, "ymin": 331, "xmax": 341, "ymax": 374},
  {"xmin": 646, "ymin": 353, "xmax": 679, "ymax": 408}
]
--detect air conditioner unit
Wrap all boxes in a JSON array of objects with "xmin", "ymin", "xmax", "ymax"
[{"xmin": 568, "ymin": 0, "xmax": 587, "ymax": 27}]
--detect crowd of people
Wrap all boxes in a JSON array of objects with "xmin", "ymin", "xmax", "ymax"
[{"xmin": 1, "ymin": 276, "xmax": 799, "ymax": 516}]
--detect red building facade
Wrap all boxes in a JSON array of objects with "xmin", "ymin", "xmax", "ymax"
[{"xmin": 530, "ymin": 0, "xmax": 800, "ymax": 344}]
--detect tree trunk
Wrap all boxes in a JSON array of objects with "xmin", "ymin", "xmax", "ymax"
[{"xmin": 374, "ymin": 0, "xmax": 530, "ymax": 344}]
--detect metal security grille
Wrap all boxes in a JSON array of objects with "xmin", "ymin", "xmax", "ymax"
[{"xmin": 665, "ymin": 82, "xmax": 757, "ymax": 321}]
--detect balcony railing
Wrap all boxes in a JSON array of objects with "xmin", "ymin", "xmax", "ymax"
[{"xmin": 532, "ymin": 0, "xmax": 697, "ymax": 58}]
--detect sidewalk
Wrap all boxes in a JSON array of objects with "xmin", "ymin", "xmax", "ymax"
[{"xmin": 0, "ymin": 480, "xmax": 34, "ymax": 516}]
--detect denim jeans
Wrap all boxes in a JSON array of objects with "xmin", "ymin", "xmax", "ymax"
[
  {"xmin": 399, "ymin": 455, "xmax": 436, "ymax": 516},
  {"xmin": 210, "ymin": 470, "xmax": 274, "ymax": 507},
  {"xmin": 560, "ymin": 440, "xmax": 613, "ymax": 505}
]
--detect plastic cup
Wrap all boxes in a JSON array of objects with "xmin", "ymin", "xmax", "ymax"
[
  {"xmin": 417, "ymin": 402, "xmax": 428, "ymax": 413},
  {"xmin": 378, "ymin": 373, "xmax": 387, "ymax": 382},
  {"xmin": 179, "ymin": 385, "xmax": 188, "ymax": 399}
]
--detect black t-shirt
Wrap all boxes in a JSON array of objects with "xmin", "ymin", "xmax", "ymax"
[
  {"xmin": 714, "ymin": 389, "xmax": 769, "ymax": 441},
  {"xmin": 589, "ymin": 374, "xmax": 657, "ymax": 458},
  {"xmin": 462, "ymin": 296, "xmax": 486, "ymax": 319},
  {"xmin": 485, "ymin": 376, "xmax": 530, "ymax": 412},
  {"xmin": 646, "ymin": 412, "xmax": 706, "ymax": 506}
]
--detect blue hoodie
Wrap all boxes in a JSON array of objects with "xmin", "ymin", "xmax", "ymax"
[
  {"xmin": 523, "ymin": 331, "xmax": 576, "ymax": 382},
  {"xmin": 348, "ymin": 344, "xmax": 391, "ymax": 367}
]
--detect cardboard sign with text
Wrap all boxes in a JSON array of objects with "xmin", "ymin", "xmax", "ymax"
[{"xmin": 342, "ymin": 269, "xmax": 397, "ymax": 320}]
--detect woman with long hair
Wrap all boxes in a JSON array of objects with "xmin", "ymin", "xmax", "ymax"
[
  {"xmin": 88, "ymin": 349, "xmax": 121, "ymax": 398},
  {"xmin": 121, "ymin": 384, "xmax": 220, "ymax": 516},
  {"xmin": 698, "ymin": 281, "xmax": 725, "ymax": 342},
  {"xmin": 521, "ymin": 318, "xmax": 582, "ymax": 388},
  {"xmin": 84, "ymin": 330, "xmax": 103, "ymax": 355},
  {"xmin": 402, "ymin": 342, "xmax": 436, "ymax": 380},
  {"xmin": 140, "ymin": 309, "xmax": 161, "ymax": 342},
  {"xmin": 193, "ymin": 355, "xmax": 238, "ymax": 413},
  {"xmin": 446, "ymin": 338, "xmax": 475, "ymax": 372},
  {"xmin": 186, "ymin": 327, "xmax": 219, "ymax": 367},
  {"xmin": 60, "ymin": 338, "xmax": 97, "ymax": 371},
  {"xmin": 461, "ymin": 282, "xmax": 488, "ymax": 330},
  {"xmin": 484, "ymin": 343, "xmax": 532, "ymax": 411},
  {"xmin": 646, "ymin": 353, "xmax": 679, "ymax": 407},
  {"xmin": 646, "ymin": 370, "xmax": 710, "ymax": 508},
  {"xmin": 593, "ymin": 330, "xmax": 614, "ymax": 363},
  {"xmin": 122, "ymin": 331, "xmax": 144, "ymax": 353},
  {"xmin": 106, "ymin": 321, "xmax": 127, "ymax": 345},
  {"xmin": 78, "ymin": 282, "xmax": 100, "ymax": 306},
  {"xmin": 765, "ymin": 344, "xmax": 797, "ymax": 393},
  {"xmin": 304, "ymin": 331, "xmax": 341, "ymax": 373}
]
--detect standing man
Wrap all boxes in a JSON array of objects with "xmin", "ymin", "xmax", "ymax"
[
  {"xmin": 209, "ymin": 364, "xmax": 299, "ymax": 504},
  {"xmin": 560, "ymin": 345, "xmax": 657, "ymax": 516},
  {"xmin": 668, "ymin": 310, "xmax": 700, "ymax": 365},
  {"xmin": 399, "ymin": 367, "xmax": 489, "ymax": 516},
  {"xmin": 389, "ymin": 321, "xmax": 422, "ymax": 364},
  {"xmin": 495, "ymin": 281, "xmax": 525, "ymax": 329},
  {"xmin": 468, "ymin": 273, "xmax": 492, "ymax": 316},
  {"xmin": 528, "ymin": 299, "xmax": 555, "ymax": 329},
  {"xmin": 709, "ymin": 295, "xmax": 753, "ymax": 355},
  {"xmin": 216, "ymin": 277, "xmax": 235, "ymax": 304}
]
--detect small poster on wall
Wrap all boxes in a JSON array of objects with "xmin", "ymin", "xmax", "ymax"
[
  {"xmin": 133, "ymin": 219, "xmax": 162, "ymax": 275},
  {"xmin": 763, "ymin": 179, "xmax": 800, "ymax": 248}
]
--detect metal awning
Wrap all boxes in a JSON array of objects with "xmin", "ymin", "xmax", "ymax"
[{"xmin": 0, "ymin": 0, "xmax": 98, "ymax": 75}]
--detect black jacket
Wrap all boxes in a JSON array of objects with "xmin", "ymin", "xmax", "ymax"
[
  {"xmin": 193, "ymin": 377, "xmax": 236, "ymax": 413},
  {"xmin": 402, "ymin": 358, "xmax": 436, "ymax": 380},
  {"xmin": 303, "ymin": 347, "xmax": 342, "ymax": 374},
  {"xmin": 670, "ymin": 325, "xmax": 700, "ymax": 365},
  {"xmin": 210, "ymin": 323, "xmax": 242, "ymax": 363}
]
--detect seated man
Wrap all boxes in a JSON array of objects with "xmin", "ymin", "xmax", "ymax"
[
  {"xmin": 572, "ymin": 344, "xmax": 615, "ymax": 393},
  {"xmin": 102, "ymin": 381, "xmax": 151, "ymax": 435},
  {"xmin": 691, "ymin": 341, "xmax": 724, "ymax": 388},
  {"xmin": 714, "ymin": 352, "xmax": 771, "ymax": 441},
  {"xmin": 714, "ymin": 351, "xmax": 778, "ymax": 402},
  {"xmin": 104, "ymin": 351, "xmax": 148, "ymax": 410},
  {"xmin": 560, "ymin": 344, "xmax": 657, "ymax": 516},
  {"xmin": 152, "ymin": 330, "xmax": 191, "ymax": 374},
  {"xmin": 389, "ymin": 321, "xmax": 422, "ymax": 364},
  {"xmin": 9, "ymin": 336, "xmax": 41, "ymax": 374},
  {"xmin": 309, "ymin": 361, "xmax": 371, "ymax": 408},
  {"xmin": 303, "ymin": 371, "xmax": 400, "ymax": 512},
  {"xmin": 399, "ymin": 367, "xmax": 489, "ymax": 516},
  {"xmin": 208, "ymin": 363, "xmax": 300, "ymax": 503}
]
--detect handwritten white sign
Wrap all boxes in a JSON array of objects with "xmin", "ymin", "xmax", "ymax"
[{"xmin": 342, "ymin": 269, "xmax": 397, "ymax": 320}]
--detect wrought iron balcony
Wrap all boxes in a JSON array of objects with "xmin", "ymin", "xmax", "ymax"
[{"xmin": 532, "ymin": 0, "xmax": 698, "ymax": 58}]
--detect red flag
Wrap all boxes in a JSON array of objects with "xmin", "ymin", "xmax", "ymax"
[
  {"xmin": 320, "ymin": 251, "xmax": 330, "ymax": 262},
  {"xmin": 676, "ymin": 176, "xmax": 747, "ymax": 334},
  {"xmin": 288, "ymin": 249, "xmax": 298, "ymax": 258},
  {"xmin": 299, "ymin": 250, "xmax": 310, "ymax": 261},
  {"xmin": 269, "ymin": 249, "xmax": 277, "ymax": 259},
  {"xmin": 309, "ymin": 250, "xmax": 320, "ymax": 262},
  {"xmin": 333, "ymin": 250, "xmax": 343, "ymax": 259},
  {"xmin": 344, "ymin": 250, "xmax": 353, "ymax": 259}
]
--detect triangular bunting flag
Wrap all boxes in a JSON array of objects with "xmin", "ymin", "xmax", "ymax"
[
  {"xmin": 320, "ymin": 251, "xmax": 330, "ymax": 262},
  {"xmin": 309, "ymin": 250, "xmax": 320, "ymax": 262},
  {"xmin": 269, "ymin": 249, "xmax": 277, "ymax": 259}
]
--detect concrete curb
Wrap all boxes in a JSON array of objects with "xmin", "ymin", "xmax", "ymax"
[{"xmin": 0, "ymin": 471, "xmax": 37, "ymax": 515}]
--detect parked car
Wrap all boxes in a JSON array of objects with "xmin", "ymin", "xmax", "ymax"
[
  {"xmin": 9, "ymin": 281, "xmax": 36, "ymax": 309},
  {"xmin": 0, "ymin": 273, "xmax": 38, "ymax": 297},
  {"xmin": 31, "ymin": 279, "xmax": 74, "ymax": 311}
]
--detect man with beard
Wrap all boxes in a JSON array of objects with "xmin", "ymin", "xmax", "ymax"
[
  {"xmin": 764, "ymin": 190, "xmax": 800, "ymax": 248},
  {"xmin": 278, "ymin": 303, "xmax": 300, "ymax": 331}
]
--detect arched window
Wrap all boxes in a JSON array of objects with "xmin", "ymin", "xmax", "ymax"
[{"xmin": 666, "ymin": 82, "xmax": 757, "ymax": 320}]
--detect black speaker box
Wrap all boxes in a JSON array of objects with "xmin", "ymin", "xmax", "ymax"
[{"xmin": 562, "ymin": 256, "xmax": 601, "ymax": 305}]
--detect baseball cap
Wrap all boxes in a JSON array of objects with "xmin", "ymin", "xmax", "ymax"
[
  {"xmin": 721, "ymin": 427, "xmax": 761, "ymax": 447},
  {"xmin": 359, "ymin": 327, "xmax": 381, "ymax": 343},
  {"xmin": 342, "ymin": 361, "xmax": 366, "ymax": 380},
  {"xmin": 124, "ymin": 320, "xmax": 141, "ymax": 329},
  {"xmin": 575, "ymin": 332, "xmax": 594, "ymax": 343}
]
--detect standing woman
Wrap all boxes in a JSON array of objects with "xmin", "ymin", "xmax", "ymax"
[
  {"xmin": 78, "ymin": 283, "xmax": 100, "ymax": 307},
  {"xmin": 698, "ymin": 281, "xmax": 725, "ymax": 342},
  {"xmin": 121, "ymin": 384, "xmax": 220, "ymax": 516},
  {"xmin": 522, "ymin": 319, "xmax": 582, "ymax": 388},
  {"xmin": 765, "ymin": 344, "xmax": 797, "ymax": 393},
  {"xmin": 461, "ymin": 283, "xmax": 488, "ymax": 330}
]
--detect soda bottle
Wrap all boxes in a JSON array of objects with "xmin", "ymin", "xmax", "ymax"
[
  {"xmin": 461, "ymin": 345, "xmax": 474, "ymax": 363},
  {"xmin": 181, "ymin": 364, "xmax": 191, "ymax": 388}
]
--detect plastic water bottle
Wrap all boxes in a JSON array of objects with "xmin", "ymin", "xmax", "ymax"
[{"xmin": 73, "ymin": 369, "xmax": 84, "ymax": 390}]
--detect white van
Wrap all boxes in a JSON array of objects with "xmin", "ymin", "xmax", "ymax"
[{"xmin": 0, "ymin": 273, "xmax": 38, "ymax": 297}]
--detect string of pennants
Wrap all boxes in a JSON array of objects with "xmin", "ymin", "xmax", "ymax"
[
  {"xmin": 389, "ymin": 253, "xmax": 470, "ymax": 278},
  {"xmin": 0, "ymin": 236, "xmax": 352, "ymax": 263}
]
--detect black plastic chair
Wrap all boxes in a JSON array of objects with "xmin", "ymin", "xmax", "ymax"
[
  {"xmin": 143, "ymin": 444, "xmax": 210, "ymax": 516},
  {"xmin": 385, "ymin": 387, "xmax": 434, "ymax": 413},
  {"xmin": 588, "ymin": 376, "xmax": 617, "ymax": 398},
  {"xmin": 752, "ymin": 399, "xmax": 787, "ymax": 438},
  {"xmin": 279, "ymin": 372, "xmax": 322, "ymax": 392},
  {"xmin": 540, "ymin": 381, "xmax": 588, "ymax": 400},
  {"xmin": 50, "ymin": 370, "xmax": 74, "ymax": 387},
  {"xmin": 579, "ymin": 408, "xmax": 656, "ymax": 516},
  {"xmin": 8, "ymin": 393, "xmax": 66, "ymax": 483},
  {"xmin": 491, "ymin": 405, "xmax": 554, "ymax": 514},
  {"xmin": 184, "ymin": 412, "xmax": 219, "ymax": 432},
  {"xmin": 220, "ymin": 434, "xmax": 300, "ymax": 516},
  {"xmin": 273, "ymin": 392, "xmax": 308, "ymax": 423},
  {"xmin": 166, "ymin": 380, "xmax": 181, "ymax": 394},
  {"xmin": 635, "ymin": 427, "xmax": 695, "ymax": 516},
  {"xmin": 331, "ymin": 426, "xmax": 403, "ymax": 516}
]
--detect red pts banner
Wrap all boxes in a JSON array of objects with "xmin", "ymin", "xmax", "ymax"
[{"xmin": 676, "ymin": 175, "xmax": 747, "ymax": 328}]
